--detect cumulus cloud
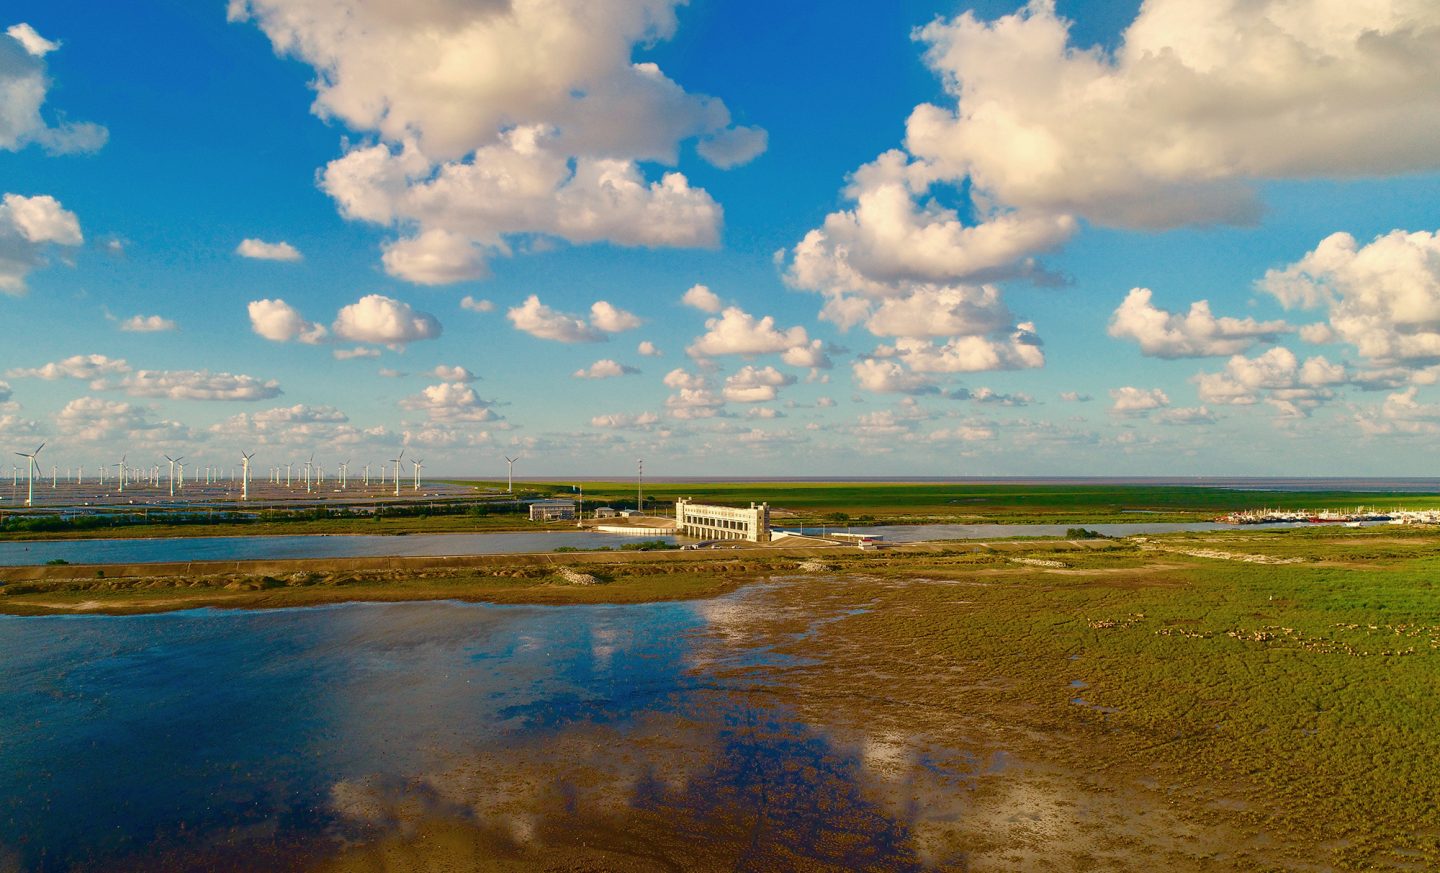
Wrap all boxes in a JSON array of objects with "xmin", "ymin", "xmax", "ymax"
[
  {"xmin": 723, "ymin": 365, "xmax": 796, "ymax": 403},
  {"xmin": 876, "ymin": 325, "xmax": 1045, "ymax": 375},
  {"xmin": 399, "ymin": 382, "xmax": 496, "ymax": 421},
  {"xmin": 506, "ymin": 294, "xmax": 639, "ymax": 343},
  {"xmin": 589, "ymin": 300, "xmax": 642, "ymax": 333},
  {"xmin": 236, "ymin": 238, "xmax": 302, "ymax": 261},
  {"xmin": 1059, "ymin": 391, "xmax": 1092, "ymax": 402},
  {"xmin": 1, "ymin": 24, "xmax": 107, "ymax": 154},
  {"xmin": 7, "ymin": 354, "xmax": 130, "ymax": 383},
  {"xmin": 119, "ymin": 314, "xmax": 177, "ymax": 333},
  {"xmin": 1354, "ymin": 387, "xmax": 1440, "ymax": 436},
  {"xmin": 662, "ymin": 367, "xmax": 725, "ymax": 418},
  {"xmin": 431, "ymin": 365, "xmax": 476, "ymax": 383},
  {"xmin": 1110, "ymin": 386, "xmax": 1170, "ymax": 415},
  {"xmin": 332, "ymin": 294, "xmax": 442, "ymax": 347},
  {"xmin": 637, "ymin": 340, "xmax": 661, "ymax": 357},
  {"xmin": 1108, "ymin": 288, "xmax": 1289, "ymax": 358},
  {"xmin": 687, "ymin": 306, "xmax": 809, "ymax": 358},
  {"xmin": 591, "ymin": 411, "xmax": 660, "ymax": 429},
  {"xmin": 1193, "ymin": 346, "xmax": 1357, "ymax": 417},
  {"xmin": 460, "ymin": 295, "xmax": 494, "ymax": 313},
  {"xmin": 248, "ymin": 298, "xmax": 328, "ymax": 344},
  {"xmin": 696, "ymin": 125, "xmax": 768, "ymax": 169},
  {"xmin": 574, "ymin": 359, "xmax": 639, "ymax": 379},
  {"xmin": 1156, "ymin": 406, "xmax": 1217, "ymax": 426},
  {"xmin": 681, "ymin": 283, "xmax": 722, "ymax": 313},
  {"xmin": 56, "ymin": 396, "xmax": 187, "ymax": 443},
  {"xmin": 780, "ymin": 339, "xmax": 833, "ymax": 370},
  {"xmin": 381, "ymin": 228, "xmax": 487, "ymax": 284},
  {"xmin": 109, "ymin": 370, "xmax": 283, "ymax": 402},
  {"xmin": 232, "ymin": 0, "xmax": 763, "ymax": 280},
  {"xmin": 0, "ymin": 379, "xmax": 10, "ymax": 402},
  {"xmin": 907, "ymin": 0, "xmax": 1440, "ymax": 229},
  {"xmin": 851, "ymin": 358, "xmax": 937, "ymax": 395},
  {"xmin": 1260, "ymin": 229, "xmax": 1440, "ymax": 365},
  {"xmin": 0, "ymin": 192, "xmax": 83, "ymax": 294}
]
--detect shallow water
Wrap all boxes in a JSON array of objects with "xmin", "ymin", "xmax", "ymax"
[
  {"xmin": 0, "ymin": 595, "xmax": 958, "ymax": 871},
  {"xmin": 0, "ymin": 521, "xmax": 1332, "ymax": 567},
  {"xmin": 0, "ymin": 530, "xmax": 675, "ymax": 567}
]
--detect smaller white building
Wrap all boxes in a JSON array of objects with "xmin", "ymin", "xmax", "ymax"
[
  {"xmin": 593, "ymin": 506, "xmax": 619, "ymax": 519},
  {"xmin": 529, "ymin": 499, "xmax": 576, "ymax": 521}
]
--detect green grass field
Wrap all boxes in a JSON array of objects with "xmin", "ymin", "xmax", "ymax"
[{"xmin": 486, "ymin": 479, "xmax": 1440, "ymax": 524}]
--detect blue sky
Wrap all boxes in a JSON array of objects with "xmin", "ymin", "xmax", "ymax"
[{"xmin": 3, "ymin": 0, "xmax": 1440, "ymax": 477}]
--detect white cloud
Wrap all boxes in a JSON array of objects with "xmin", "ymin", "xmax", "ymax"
[
  {"xmin": 863, "ymin": 283, "xmax": 1018, "ymax": 339},
  {"xmin": 1110, "ymin": 386, "xmax": 1170, "ymax": 415},
  {"xmin": 110, "ymin": 370, "xmax": 283, "ymax": 402},
  {"xmin": 907, "ymin": 1, "xmax": 1440, "ymax": 230},
  {"xmin": 248, "ymin": 298, "xmax": 328, "ymax": 344},
  {"xmin": 506, "ymin": 294, "xmax": 639, "ymax": 342},
  {"xmin": 1, "ymin": 25, "xmax": 107, "ymax": 154},
  {"xmin": 637, "ymin": 340, "xmax": 661, "ymax": 357},
  {"xmin": 1108, "ymin": 288, "xmax": 1289, "ymax": 358},
  {"xmin": 1059, "ymin": 391, "xmax": 1092, "ymax": 403},
  {"xmin": 746, "ymin": 406, "xmax": 783, "ymax": 420},
  {"xmin": 661, "ymin": 368, "xmax": 724, "ymax": 418},
  {"xmin": 507, "ymin": 294, "xmax": 605, "ymax": 343},
  {"xmin": 1156, "ymin": 406, "xmax": 1217, "ymax": 426},
  {"xmin": 681, "ymin": 283, "xmax": 722, "ymax": 313},
  {"xmin": 723, "ymin": 365, "xmax": 796, "ymax": 403},
  {"xmin": 879, "ymin": 325, "xmax": 1045, "ymax": 375},
  {"xmin": 7, "ymin": 354, "xmax": 130, "ymax": 383},
  {"xmin": 399, "ymin": 381, "xmax": 496, "ymax": 421},
  {"xmin": 0, "ymin": 379, "xmax": 10, "ymax": 402},
  {"xmin": 1354, "ymin": 387, "xmax": 1440, "ymax": 436},
  {"xmin": 687, "ymin": 306, "xmax": 809, "ymax": 358},
  {"xmin": 119, "ymin": 314, "xmax": 177, "ymax": 333},
  {"xmin": 236, "ymin": 238, "xmax": 303, "ymax": 261},
  {"xmin": 332, "ymin": 294, "xmax": 442, "ymax": 347},
  {"xmin": 233, "ymin": 0, "xmax": 764, "ymax": 279},
  {"xmin": 56, "ymin": 396, "xmax": 187, "ymax": 443},
  {"xmin": 589, "ymin": 300, "xmax": 642, "ymax": 333},
  {"xmin": 0, "ymin": 193, "xmax": 84, "ymax": 294},
  {"xmin": 5, "ymin": 23, "xmax": 57, "ymax": 56},
  {"xmin": 1260, "ymin": 229, "xmax": 1440, "ymax": 364},
  {"xmin": 851, "ymin": 358, "xmax": 937, "ymax": 395},
  {"xmin": 333, "ymin": 346, "xmax": 381, "ymax": 360},
  {"xmin": 381, "ymin": 228, "xmax": 487, "ymax": 284},
  {"xmin": 574, "ymin": 359, "xmax": 639, "ymax": 379},
  {"xmin": 591, "ymin": 411, "xmax": 660, "ymax": 429},
  {"xmin": 431, "ymin": 365, "xmax": 476, "ymax": 383},
  {"xmin": 1193, "ymin": 347, "xmax": 1357, "ymax": 417},
  {"xmin": 460, "ymin": 295, "xmax": 494, "ymax": 313},
  {"xmin": 696, "ymin": 125, "xmax": 768, "ymax": 169},
  {"xmin": 780, "ymin": 339, "xmax": 833, "ymax": 370}
]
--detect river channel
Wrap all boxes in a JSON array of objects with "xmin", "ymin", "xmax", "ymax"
[{"xmin": 0, "ymin": 521, "xmax": 1308, "ymax": 567}]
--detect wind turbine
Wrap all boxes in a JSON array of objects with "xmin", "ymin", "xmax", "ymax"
[
  {"xmin": 115, "ymin": 453, "xmax": 127, "ymax": 494},
  {"xmin": 303, "ymin": 454, "xmax": 314, "ymax": 494},
  {"xmin": 411, "ymin": 458, "xmax": 423, "ymax": 491},
  {"xmin": 505, "ymin": 455, "xmax": 519, "ymax": 493},
  {"xmin": 339, "ymin": 460, "xmax": 349, "ymax": 490},
  {"xmin": 14, "ymin": 442, "xmax": 43, "ymax": 507},
  {"xmin": 390, "ymin": 449, "xmax": 405, "ymax": 497},
  {"xmin": 240, "ymin": 451, "xmax": 254, "ymax": 501},
  {"xmin": 165, "ymin": 455, "xmax": 184, "ymax": 498}
]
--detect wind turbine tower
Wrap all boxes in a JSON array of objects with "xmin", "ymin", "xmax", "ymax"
[
  {"xmin": 241, "ymin": 451, "xmax": 254, "ymax": 501},
  {"xmin": 391, "ymin": 449, "xmax": 405, "ymax": 498},
  {"xmin": 165, "ymin": 455, "xmax": 183, "ymax": 499},
  {"xmin": 14, "ymin": 443, "xmax": 43, "ymax": 507},
  {"xmin": 505, "ymin": 456, "xmax": 518, "ymax": 493}
]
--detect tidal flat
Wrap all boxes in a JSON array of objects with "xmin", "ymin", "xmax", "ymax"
[{"xmin": 2, "ymin": 528, "xmax": 1437, "ymax": 870}]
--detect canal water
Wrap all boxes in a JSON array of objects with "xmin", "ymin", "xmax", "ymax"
[
  {"xmin": 0, "ymin": 594, "xmax": 956, "ymax": 870},
  {"xmin": 0, "ymin": 522, "xmax": 1310, "ymax": 567}
]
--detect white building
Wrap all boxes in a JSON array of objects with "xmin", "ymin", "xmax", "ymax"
[
  {"xmin": 676, "ymin": 498, "xmax": 771, "ymax": 542},
  {"xmin": 529, "ymin": 499, "xmax": 576, "ymax": 521}
]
